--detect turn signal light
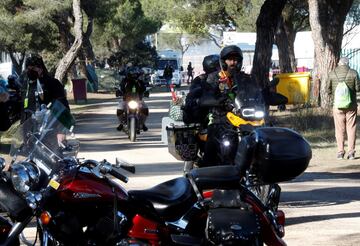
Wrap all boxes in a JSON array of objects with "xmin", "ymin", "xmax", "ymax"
[
  {"xmin": 276, "ymin": 210, "xmax": 285, "ymax": 227},
  {"xmin": 40, "ymin": 211, "xmax": 52, "ymax": 225}
]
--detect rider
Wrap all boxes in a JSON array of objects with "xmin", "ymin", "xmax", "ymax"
[
  {"xmin": 20, "ymin": 54, "xmax": 70, "ymax": 123},
  {"xmin": 187, "ymin": 45, "xmax": 259, "ymax": 167},
  {"xmin": 116, "ymin": 66, "xmax": 149, "ymax": 132},
  {"xmin": 183, "ymin": 54, "xmax": 220, "ymax": 127}
]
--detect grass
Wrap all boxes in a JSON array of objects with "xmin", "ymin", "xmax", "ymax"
[{"xmin": 273, "ymin": 105, "xmax": 360, "ymax": 148}]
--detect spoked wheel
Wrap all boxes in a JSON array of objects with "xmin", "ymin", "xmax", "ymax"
[{"xmin": 129, "ymin": 117, "xmax": 137, "ymax": 142}]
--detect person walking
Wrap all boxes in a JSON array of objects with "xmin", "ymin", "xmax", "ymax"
[
  {"xmin": 163, "ymin": 62, "xmax": 174, "ymax": 91},
  {"xmin": 186, "ymin": 62, "xmax": 194, "ymax": 84},
  {"xmin": 327, "ymin": 57, "xmax": 360, "ymax": 160}
]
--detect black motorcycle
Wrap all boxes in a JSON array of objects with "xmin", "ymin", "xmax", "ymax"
[
  {"xmin": 116, "ymin": 86, "xmax": 149, "ymax": 142},
  {"xmin": 0, "ymin": 108, "xmax": 311, "ymax": 246}
]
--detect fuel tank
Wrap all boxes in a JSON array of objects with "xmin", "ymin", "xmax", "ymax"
[{"xmin": 57, "ymin": 170, "xmax": 128, "ymax": 203}]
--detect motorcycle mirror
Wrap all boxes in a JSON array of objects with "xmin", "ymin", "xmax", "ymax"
[{"xmin": 116, "ymin": 158, "xmax": 136, "ymax": 174}]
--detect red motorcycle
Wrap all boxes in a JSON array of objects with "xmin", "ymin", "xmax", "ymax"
[{"xmin": 0, "ymin": 101, "xmax": 311, "ymax": 245}]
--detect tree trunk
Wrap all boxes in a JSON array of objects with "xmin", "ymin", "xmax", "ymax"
[
  {"xmin": 55, "ymin": 0, "xmax": 84, "ymax": 83},
  {"xmin": 8, "ymin": 51, "xmax": 25, "ymax": 76},
  {"xmin": 274, "ymin": 17, "xmax": 297, "ymax": 73},
  {"xmin": 252, "ymin": 0, "xmax": 287, "ymax": 88},
  {"xmin": 83, "ymin": 17, "xmax": 96, "ymax": 63},
  {"xmin": 77, "ymin": 17, "xmax": 95, "ymax": 90},
  {"xmin": 308, "ymin": 0, "xmax": 353, "ymax": 108}
]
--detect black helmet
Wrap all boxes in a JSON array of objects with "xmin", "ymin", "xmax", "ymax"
[
  {"xmin": 202, "ymin": 54, "xmax": 220, "ymax": 74},
  {"xmin": 25, "ymin": 54, "xmax": 49, "ymax": 74},
  {"xmin": 219, "ymin": 45, "xmax": 243, "ymax": 71},
  {"xmin": 127, "ymin": 67, "xmax": 140, "ymax": 78}
]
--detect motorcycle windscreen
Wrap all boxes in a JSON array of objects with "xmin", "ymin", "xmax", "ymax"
[
  {"xmin": 9, "ymin": 100, "xmax": 76, "ymax": 176},
  {"xmin": 230, "ymin": 79, "xmax": 266, "ymax": 131}
]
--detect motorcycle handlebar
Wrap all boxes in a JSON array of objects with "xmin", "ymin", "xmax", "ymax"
[{"xmin": 109, "ymin": 167, "xmax": 128, "ymax": 183}]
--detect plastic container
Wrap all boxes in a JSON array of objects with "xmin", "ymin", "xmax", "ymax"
[
  {"xmin": 275, "ymin": 72, "xmax": 311, "ymax": 104},
  {"xmin": 237, "ymin": 127, "xmax": 312, "ymax": 184},
  {"xmin": 72, "ymin": 78, "xmax": 87, "ymax": 103},
  {"xmin": 166, "ymin": 124, "xmax": 198, "ymax": 161}
]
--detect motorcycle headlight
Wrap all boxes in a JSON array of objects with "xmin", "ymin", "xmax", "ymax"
[
  {"xmin": 241, "ymin": 108, "xmax": 265, "ymax": 119},
  {"xmin": 254, "ymin": 111, "xmax": 265, "ymax": 118},
  {"xmin": 128, "ymin": 100, "xmax": 139, "ymax": 109},
  {"xmin": 11, "ymin": 162, "xmax": 40, "ymax": 194}
]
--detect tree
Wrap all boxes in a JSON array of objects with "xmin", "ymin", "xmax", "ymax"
[
  {"xmin": 0, "ymin": 0, "xmax": 62, "ymax": 75},
  {"xmin": 157, "ymin": 32, "xmax": 204, "ymax": 60},
  {"xmin": 55, "ymin": 0, "xmax": 83, "ymax": 83},
  {"xmin": 91, "ymin": 0, "xmax": 161, "ymax": 64},
  {"xmin": 309, "ymin": 0, "xmax": 354, "ymax": 107},
  {"xmin": 108, "ymin": 42, "xmax": 158, "ymax": 68},
  {"xmin": 251, "ymin": 0, "xmax": 287, "ymax": 88},
  {"xmin": 274, "ymin": 0, "xmax": 309, "ymax": 73}
]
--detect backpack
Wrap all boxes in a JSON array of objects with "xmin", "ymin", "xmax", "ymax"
[{"xmin": 333, "ymin": 71, "xmax": 351, "ymax": 109}]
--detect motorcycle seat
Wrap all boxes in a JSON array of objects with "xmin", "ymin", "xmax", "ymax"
[
  {"xmin": 128, "ymin": 177, "xmax": 197, "ymax": 221},
  {"xmin": 189, "ymin": 166, "xmax": 241, "ymax": 191}
]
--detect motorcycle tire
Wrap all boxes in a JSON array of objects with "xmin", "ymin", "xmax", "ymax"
[{"xmin": 129, "ymin": 117, "xmax": 137, "ymax": 142}]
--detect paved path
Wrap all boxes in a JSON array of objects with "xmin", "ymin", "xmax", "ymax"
[
  {"xmin": 74, "ymin": 90, "xmax": 360, "ymax": 245},
  {"xmin": 13, "ymin": 89, "xmax": 360, "ymax": 245}
]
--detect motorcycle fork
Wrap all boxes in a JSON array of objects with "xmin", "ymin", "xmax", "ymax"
[{"xmin": 2, "ymin": 216, "xmax": 33, "ymax": 246}]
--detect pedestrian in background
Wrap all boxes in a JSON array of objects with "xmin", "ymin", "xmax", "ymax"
[
  {"xmin": 163, "ymin": 62, "xmax": 174, "ymax": 91},
  {"xmin": 327, "ymin": 57, "xmax": 360, "ymax": 160},
  {"xmin": 186, "ymin": 61, "xmax": 194, "ymax": 84}
]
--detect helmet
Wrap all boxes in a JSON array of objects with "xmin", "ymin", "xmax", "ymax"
[
  {"xmin": 25, "ymin": 54, "xmax": 49, "ymax": 74},
  {"xmin": 219, "ymin": 45, "xmax": 243, "ymax": 71},
  {"xmin": 25, "ymin": 54, "xmax": 45, "ymax": 69},
  {"xmin": 127, "ymin": 67, "xmax": 140, "ymax": 78},
  {"xmin": 202, "ymin": 54, "xmax": 220, "ymax": 74}
]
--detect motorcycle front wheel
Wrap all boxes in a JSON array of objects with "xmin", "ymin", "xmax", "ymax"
[{"xmin": 129, "ymin": 117, "xmax": 137, "ymax": 142}]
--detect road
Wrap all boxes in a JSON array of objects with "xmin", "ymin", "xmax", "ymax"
[{"xmin": 17, "ymin": 88, "xmax": 360, "ymax": 245}]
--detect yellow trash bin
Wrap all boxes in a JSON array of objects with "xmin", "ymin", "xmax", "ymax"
[{"xmin": 275, "ymin": 72, "xmax": 311, "ymax": 104}]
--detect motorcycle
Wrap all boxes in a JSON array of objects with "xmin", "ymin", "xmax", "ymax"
[
  {"xmin": 116, "ymin": 86, "xmax": 150, "ymax": 142},
  {"xmin": 0, "ymin": 104, "xmax": 310, "ymax": 246},
  {"xmin": 167, "ymin": 85, "xmax": 270, "ymax": 172}
]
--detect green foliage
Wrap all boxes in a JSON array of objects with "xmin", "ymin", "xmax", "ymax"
[
  {"xmin": 107, "ymin": 41, "xmax": 158, "ymax": 68},
  {"xmin": 166, "ymin": 0, "xmax": 263, "ymax": 35},
  {"xmin": 91, "ymin": 0, "xmax": 161, "ymax": 61},
  {"xmin": 157, "ymin": 32, "xmax": 205, "ymax": 54},
  {"xmin": 283, "ymin": 0, "xmax": 310, "ymax": 32},
  {"xmin": 0, "ymin": 0, "xmax": 69, "ymax": 58}
]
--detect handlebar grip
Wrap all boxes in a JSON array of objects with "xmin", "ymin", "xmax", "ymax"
[{"xmin": 110, "ymin": 167, "xmax": 129, "ymax": 183}]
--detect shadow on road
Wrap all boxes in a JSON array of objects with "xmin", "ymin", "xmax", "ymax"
[
  {"xmin": 281, "ymin": 186, "xmax": 360, "ymax": 207},
  {"xmin": 292, "ymin": 171, "xmax": 360, "ymax": 182},
  {"xmin": 79, "ymin": 139, "xmax": 165, "ymax": 152},
  {"xmin": 286, "ymin": 211, "xmax": 360, "ymax": 226}
]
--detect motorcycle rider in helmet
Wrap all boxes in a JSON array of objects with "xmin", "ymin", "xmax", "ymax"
[
  {"xmin": 116, "ymin": 66, "xmax": 149, "ymax": 132},
  {"xmin": 187, "ymin": 45, "xmax": 260, "ymax": 167},
  {"xmin": 183, "ymin": 54, "xmax": 220, "ymax": 126}
]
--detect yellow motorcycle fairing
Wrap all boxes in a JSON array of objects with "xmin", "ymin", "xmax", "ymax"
[{"xmin": 226, "ymin": 112, "xmax": 265, "ymax": 127}]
